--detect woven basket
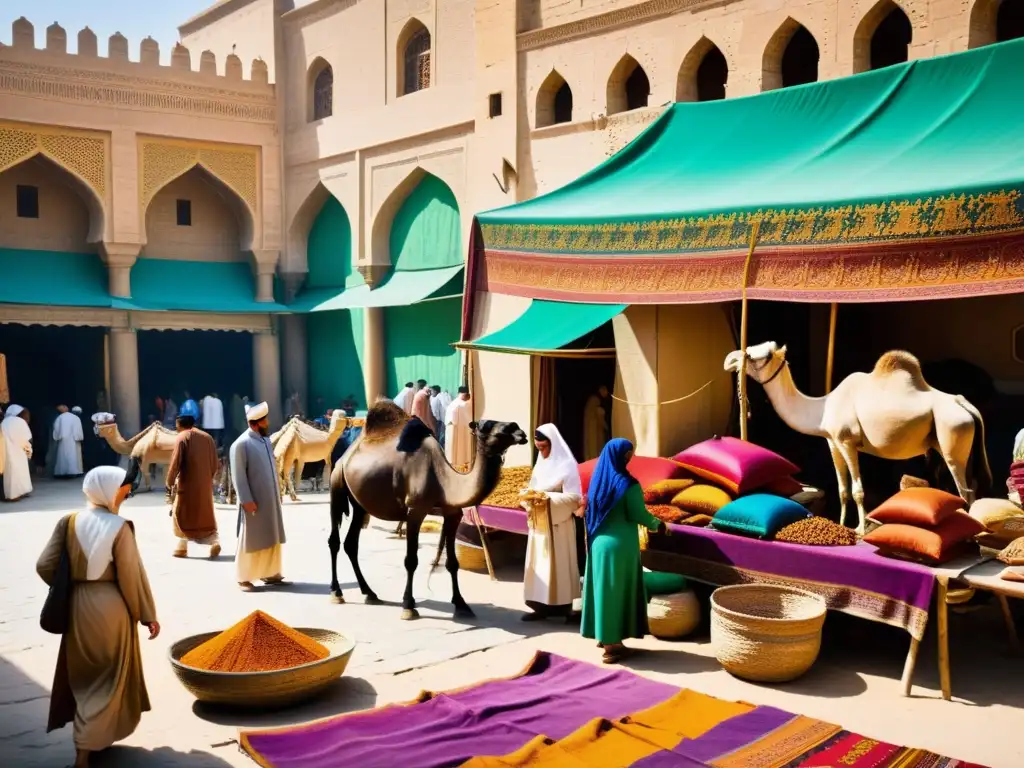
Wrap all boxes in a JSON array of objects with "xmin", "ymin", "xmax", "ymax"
[
  {"xmin": 710, "ymin": 584, "xmax": 826, "ymax": 683},
  {"xmin": 648, "ymin": 590, "xmax": 700, "ymax": 639},
  {"xmin": 168, "ymin": 628, "xmax": 355, "ymax": 708},
  {"xmin": 456, "ymin": 541, "xmax": 488, "ymax": 572}
]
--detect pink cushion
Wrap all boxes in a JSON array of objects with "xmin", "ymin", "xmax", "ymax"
[
  {"xmin": 579, "ymin": 455, "xmax": 687, "ymax": 495},
  {"xmin": 672, "ymin": 436, "xmax": 799, "ymax": 495}
]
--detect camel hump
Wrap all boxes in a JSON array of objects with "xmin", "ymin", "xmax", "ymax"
[
  {"xmin": 396, "ymin": 417, "xmax": 434, "ymax": 453},
  {"xmin": 872, "ymin": 350, "xmax": 928, "ymax": 387},
  {"xmin": 363, "ymin": 398, "xmax": 410, "ymax": 441}
]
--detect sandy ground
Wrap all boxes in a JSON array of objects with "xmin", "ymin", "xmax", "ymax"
[{"xmin": 1, "ymin": 478, "xmax": 1022, "ymax": 767}]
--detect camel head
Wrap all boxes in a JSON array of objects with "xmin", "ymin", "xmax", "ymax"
[
  {"xmin": 469, "ymin": 420, "xmax": 528, "ymax": 457},
  {"xmin": 328, "ymin": 409, "xmax": 350, "ymax": 432},
  {"xmin": 724, "ymin": 341, "xmax": 788, "ymax": 383}
]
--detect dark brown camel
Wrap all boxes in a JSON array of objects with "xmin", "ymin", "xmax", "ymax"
[{"xmin": 328, "ymin": 400, "xmax": 527, "ymax": 620}]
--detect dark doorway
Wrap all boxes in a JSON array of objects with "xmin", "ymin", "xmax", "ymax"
[
  {"xmin": 138, "ymin": 329, "xmax": 253, "ymax": 427},
  {"xmin": 998, "ymin": 0, "xmax": 1024, "ymax": 41},
  {"xmin": 0, "ymin": 323, "xmax": 106, "ymax": 470},
  {"xmin": 781, "ymin": 26, "xmax": 820, "ymax": 87},
  {"xmin": 625, "ymin": 65, "xmax": 651, "ymax": 111},
  {"xmin": 554, "ymin": 82, "xmax": 573, "ymax": 124},
  {"xmin": 697, "ymin": 47, "xmax": 728, "ymax": 101},
  {"xmin": 870, "ymin": 8, "xmax": 912, "ymax": 70}
]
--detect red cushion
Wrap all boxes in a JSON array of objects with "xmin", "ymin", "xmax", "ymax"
[
  {"xmin": 579, "ymin": 455, "xmax": 687, "ymax": 495},
  {"xmin": 756, "ymin": 475, "xmax": 804, "ymax": 498},
  {"xmin": 866, "ymin": 487, "xmax": 967, "ymax": 527},
  {"xmin": 672, "ymin": 436, "xmax": 799, "ymax": 495},
  {"xmin": 863, "ymin": 511, "xmax": 986, "ymax": 564}
]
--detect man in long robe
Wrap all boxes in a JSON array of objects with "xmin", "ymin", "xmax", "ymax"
[
  {"xmin": 583, "ymin": 385, "xmax": 611, "ymax": 461},
  {"xmin": 1, "ymin": 405, "xmax": 33, "ymax": 501},
  {"xmin": 200, "ymin": 392, "xmax": 225, "ymax": 449},
  {"xmin": 53, "ymin": 404, "xmax": 85, "ymax": 478},
  {"xmin": 394, "ymin": 382, "xmax": 414, "ymax": 414},
  {"xmin": 429, "ymin": 385, "xmax": 446, "ymax": 443},
  {"xmin": 411, "ymin": 380, "xmax": 436, "ymax": 434},
  {"xmin": 230, "ymin": 401, "xmax": 287, "ymax": 591},
  {"xmin": 444, "ymin": 387, "xmax": 474, "ymax": 468},
  {"xmin": 167, "ymin": 402, "xmax": 221, "ymax": 559}
]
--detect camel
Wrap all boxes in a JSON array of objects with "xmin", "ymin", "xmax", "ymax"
[
  {"xmin": 271, "ymin": 410, "xmax": 352, "ymax": 501},
  {"xmin": 95, "ymin": 420, "xmax": 179, "ymax": 499},
  {"xmin": 724, "ymin": 342, "xmax": 992, "ymax": 535},
  {"xmin": 328, "ymin": 399, "xmax": 527, "ymax": 620}
]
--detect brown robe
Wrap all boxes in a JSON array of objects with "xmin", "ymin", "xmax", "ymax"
[
  {"xmin": 167, "ymin": 428, "xmax": 219, "ymax": 540},
  {"xmin": 36, "ymin": 515, "xmax": 157, "ymax": 750},
  {"xmin": 411, "ymin": 389, "xmax": 437, "ymax": 435}
]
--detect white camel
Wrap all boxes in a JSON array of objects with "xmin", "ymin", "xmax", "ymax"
[{"xmin": 724, "ymin": 342, "xmax": 991, "ymax": 535}]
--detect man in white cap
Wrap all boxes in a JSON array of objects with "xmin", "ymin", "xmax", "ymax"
[
  {"xmin": 52, "ymin": 404, "xmax": 84, "ymax": 478},
  {"xmin": 229, "ymin": 401, "xmax": 287, "ymax": 591}
]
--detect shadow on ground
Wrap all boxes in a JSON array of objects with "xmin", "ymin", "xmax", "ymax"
[{"xmin": 93, "ymin": 746, "xmax": 236, "ymax": 767}]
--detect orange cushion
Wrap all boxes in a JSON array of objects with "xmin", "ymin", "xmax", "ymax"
[
  {"xmin": 679, "ymin": 514, "xmax": 713, "ymax": 527},
  {"xmin": 643, "ymin": 478, "xmax": 695, "ymax": 504},
  {"xmin": 863, "ymin": 511, "xmax": 986, "ymax": 564},
  {"xmin": 757, "ymin": 475, "xmax": 804, "ymax": 497},
  {"xmin": 866, "ymin": 487, "xmax": 967, "ymax": 527},
  {"xmin": 671, "ymin": 484, "xmax": 733, "ymax": 516},
  {"xmin": 579, "ymin": 456, "xmax": 687, "ymax": 495}
]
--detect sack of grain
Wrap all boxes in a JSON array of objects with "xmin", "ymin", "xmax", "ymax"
[
  {"xmin": 480, "ymin": 466, "xmax": 533, "ymax": 509},
  {"xmin": 774, "ymin": 516, "xmax": 857, "ymax": 546}
]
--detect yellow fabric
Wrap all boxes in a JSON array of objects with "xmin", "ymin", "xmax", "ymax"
[
  {"xmin": 643, "ymin": 478, "xmax": 694, "ymax": 504},
  {"xmin": 671, "ymin": 484, "xmax": 733, "ymax": 515}
]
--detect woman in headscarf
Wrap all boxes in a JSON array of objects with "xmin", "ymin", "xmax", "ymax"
[
  {"xmin": 520, "ymin": 424, "xmax": 583, "ymax": 622},
  {"xmin": 581, "ymin": 438, "xmax": 664, "ymax": 664},
  {"xmin": 36, "ymin": 463, "xmax": 160, "ymax": 768},
  {"xmin": 1, "ymin": 404, "xmax": 34, "ymax": 501}
]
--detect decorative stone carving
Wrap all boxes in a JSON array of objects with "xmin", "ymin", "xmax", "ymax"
[
  {"xmin": 77, "ymin": 27, "xmax": 98, "ymax": 57},
  {"xmin": 140, "ymin": 139, "xmax": 259, "ymax": 218},
  {"xmin": 109, "ymin": 32, "xmax": 129, "ymax": 60},
  {"xmin": 0, "ymin": 304, "xmax": 123, "ymax": 329},
  {"xmin": 0, "ymin": 122, "xmax": 107, "ymax": 199},
  {"xmin": 12, "ymin": 18, "xmax": 34, "ymax": 48},
  {"xmin": 171, "ymin": 44, "xmax": 191, "ymax": 71},
  {"xmin": 226, "ymin": 54, "xmax": 243, "ymax": 80},
  {"xmin": 200, "ymin": 50, "xmax": 217, "ymax": 76},
  {"xmin": 46, "ymin": 23, "xmax": 67, "ymax": 54},
  {"xmin": 251, "ymin": 58, "xmax": 269, "ymax": 85},
  {"xmin": 140, "ymin": 37, "xmax": 159, "ymax": 67}
]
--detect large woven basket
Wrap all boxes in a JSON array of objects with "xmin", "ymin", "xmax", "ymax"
[
  {"xmin": 456, "ymin": 541, "xmax": 488, "ymax": 572},
  {"xmin": 168, "ymin": 628, "xmax": 355, "ymax": 708},
  {"xmin": 648, "ymin": 590, "xmax": 700, "ymax": 639},
  {"xmin": 710, "ymin": 585, "xmax": 826, "ymax": 683}
]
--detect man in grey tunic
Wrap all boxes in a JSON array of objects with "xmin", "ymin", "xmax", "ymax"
[{"xmin": 229, "ymin": 401, "xmax": 287, "ymax": 591}]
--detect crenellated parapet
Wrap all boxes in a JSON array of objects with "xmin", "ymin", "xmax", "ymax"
[{"xmin": 0, "ymin": 18, "xmax": 275, "ymax": 123}]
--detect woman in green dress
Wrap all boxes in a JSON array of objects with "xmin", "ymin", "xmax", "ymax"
[{"xmin": 581, "ymin": 438, "xmax": 664, "ymax": 664}]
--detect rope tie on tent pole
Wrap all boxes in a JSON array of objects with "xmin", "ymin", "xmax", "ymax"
[
  {"xmin": 738, "ymin": 220, "xmax": 762, "ymax": 440},
  {"xmin": 610, "ymin": 379, "xmax": 714, "ymax": 407}
]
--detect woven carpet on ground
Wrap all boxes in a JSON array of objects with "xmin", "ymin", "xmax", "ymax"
[{"xmin": 239, "ymin": 652, "xmax": 985, "ymax": 768}]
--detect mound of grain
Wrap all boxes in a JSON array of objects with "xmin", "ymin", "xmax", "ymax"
[
  {"xmin": 774, "ymin": 516, "xmax": 857, "ymax": 546},
  {"xmin": 480, "ymin": 466, "xmax": 533, "ymax": 509}
]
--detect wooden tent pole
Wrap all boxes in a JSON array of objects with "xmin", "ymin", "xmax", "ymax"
[
  {"xmin": 738, "ymin": 221, "xmax": 761, "ymax": 442},
  {"xmin": 825, "ymin": 302, "xmax": 838, "ymax": 394}
]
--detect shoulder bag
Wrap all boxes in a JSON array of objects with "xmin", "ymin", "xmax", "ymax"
[{"xmin": 40, "ymin": 513, "xmax": 77, "ymax": 635}]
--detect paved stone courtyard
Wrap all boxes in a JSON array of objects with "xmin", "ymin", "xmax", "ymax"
[{"xmin": 1, "ymin": 479, "xmax": 1023, "ymax": 767}]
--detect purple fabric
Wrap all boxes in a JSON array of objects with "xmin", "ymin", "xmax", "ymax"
[
  {"xmin": 470, "ymin": 505, "xmax": 529, "ymax": 535},
  {"xmin": 653, "ymin": 524, "xmax": 935, "ymax": 615},
  {"xmin": 676, "ymin": 706, "xmax": 796, "ymax": 763},
  {"xmin": 242, "ymin": 653, "xmax": 676, "ymax": 768}
]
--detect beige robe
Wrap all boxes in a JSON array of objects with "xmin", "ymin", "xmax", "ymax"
[
  {"xmin": 36, "ymin": 515, "xmax": 157, "ymax": 751},
  {"xmin": 522, "ymin": 478, "xmax": 582, "ymax": 608},
  {"xmin": 582, "ymin": 395, "xmax": 608, "ymax": 461},
  {"xmin": 445, "ymin": 398, "xmax": 474, "ymax": 468}
]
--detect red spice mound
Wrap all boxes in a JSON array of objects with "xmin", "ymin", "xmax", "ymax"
[
  {"xmin": 646, "ymin": 504, "xmax": 690, "ymax": 524},
  {"xmin": 180, "ymin": 610, "xmax": 330, "ymax": 672}
]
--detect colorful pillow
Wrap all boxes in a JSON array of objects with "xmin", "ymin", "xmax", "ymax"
[
  {"xmin": 863, "ymin": 511, "xmax": 986, "ymax": 564},
  {"xmin": 758, "ymin": 475, "xmax": 804, "ymax": 498},
  {"xmin": 711, "ymin": 494, "xmax": 810, "ymax": 539},
  {"xmin": 679, "ymin": 514, "xmax": 713, "ymax": 527},
  {"xmin": 968, "ymin": 498, "xmax": 1024, "ymax": 533},
  {"xmin": 671, "ymin": 484, "xmax": 733, "ymax": 516},
  {"xmin": 672, "ymin": 436, "xmax": 799, "ymax": 495},
  {"xmin": 643, "ymin": 478, "xmax": 695, "ymax": 504},
  {"xmin": 579, "ymin": 456, "xmax": 687, "ymax": 495},
  {"xmin": 866, "ymin": 488, "xmax": 966, "ymax": 527}
]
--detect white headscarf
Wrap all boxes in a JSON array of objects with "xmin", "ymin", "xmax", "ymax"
[
  {"xmin": 530, "ymin": 424, "xmax": 582, "ymax": 496},
  {"xmin": 77, "ymin": 466, "xmax": 128, "ymax": 581},
  {"xmin": 4, "ymin": 404, "xmax": 24, "ymax": 418}
]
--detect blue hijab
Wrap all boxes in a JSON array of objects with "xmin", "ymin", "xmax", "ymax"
[{"xmin": 585, "ymin": 438, "xmax": 638, "ymax": 540}]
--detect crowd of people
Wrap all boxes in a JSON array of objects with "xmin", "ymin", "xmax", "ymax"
[
  {"xmin": 393, "ymin": 380, "xmax": 473, "ymax": 467},
  {"xmin": 0, "ymin": 403, "xmax": 90, "ymax": 502}
]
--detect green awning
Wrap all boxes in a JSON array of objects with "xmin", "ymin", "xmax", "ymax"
[
  {"xmin": 294, "ymin": 265, "xmax": 463, "ymax": 312},
  {"xmin": 476, "ymin": 38, "xmax": 1024, "ymax": 304},
  {"xmin": 116, "ymin": 258, "xmax": 288, "ymax": 313},
  {"xmin": 0, "ymin": 249, "xmax": 111, "ymax": 308},
  {"xmin": 458, "ymin": 300, "xmax": 623, "ymax": 356}
]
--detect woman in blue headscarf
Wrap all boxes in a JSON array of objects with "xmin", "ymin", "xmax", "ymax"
[{"xmin": 581, "ymin": 438, "xmax": 664, "ymax": 664}]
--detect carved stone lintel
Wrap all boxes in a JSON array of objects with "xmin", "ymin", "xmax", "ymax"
[
  {"xmin": 357, "ymin": 263, "xmax": 390, "ymax": 289},
  {"xmin": 251, "ymin": 249, "xmax": 280, "ymax": 270}
]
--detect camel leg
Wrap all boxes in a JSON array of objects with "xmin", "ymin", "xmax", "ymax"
[
  {"xmin": 826, "ymin": 439, "xmax": 851, "ymax": 527},
  {"xmin": 292, "ymin": 460, "xmax": 304, "ymax": 501},
  {"xmin": 836, "ymin": 442, "xmax": 867, "ymax": 535},
  {"xmin": 342, "ymin": 499, "xmax": 380, "ymax": 603},
  {"xmin": 401, "ymin": 512, "xmax": 427, "ymax": 620},
  {"xmin": 328, "ymin": 491, "xmax": 345, "ymax": 603},
  {"xmin": 935, "ymin": 427, "xmax": 974, "ymax": 505},
  {"xmin": 441, "ymin": 513, "xmax": 474, "ymax": 619}
]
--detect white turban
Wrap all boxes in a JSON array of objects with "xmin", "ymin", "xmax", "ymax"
[
  {"xmin": 72, "ymin": 406, "xmax": 83, "ymax": 415},
  {"xmin": 245, "ymin": 401, "xmax": 269, "ymax": 421}
]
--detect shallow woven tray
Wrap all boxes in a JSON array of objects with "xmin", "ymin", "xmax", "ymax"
[{"xmin": 168, "ymin": 628, "xmax": 355, "ymax": 708}]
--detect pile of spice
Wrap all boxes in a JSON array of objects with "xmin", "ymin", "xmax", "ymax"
[
  {"xmin": 646, "ymin": 504, "xmax": 689, "ymax": 524},
  {"xmin": 481, "ymin": 466, "xmax": 533, "ymax": 509},
  {"xmin": 180, "ymin": 610, "xmax": 330, "ymax": 673},
  {"xmin": 774, "ymin": 516, "xmax": 857, "ymax": 546}
]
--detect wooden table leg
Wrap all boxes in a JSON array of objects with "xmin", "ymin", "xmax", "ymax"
[
  {"xmin": 470, "ymin": 509, "xmax": 497, "ymax": 581},
  {"xmin": 997, "ymin": 594, "xmax": 1020, "ymax": 651},
  {"xmin": 900, "ymin": 636, "xmax": 920, "ymax": 697},
  {"xmin": 936, "ymin": 576, "xmax": 951, "ymax": 701}
]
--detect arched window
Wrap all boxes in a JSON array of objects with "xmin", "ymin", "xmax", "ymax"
[
  {"xmin": 312, "ymin": 65, "xmax": 333, "ymax": 121},
  {"xmin": 969, "ymin": 0, "xmax": 1024, "ymax": 47},
  {"xmin": 677, "ymin": 38, "xmax": 729, "ymax": 102},
  {"xmin": 607, "ymin": 55, "xmax": 650, "ymax": 115},
  {"xmin": 625, "ymin": 66, "xmax": 650, "ymax": 111},
  {"xmin": 853, "ymin": 2, "xmax": 912, "ymax": 73},
  {"xmin": 763, "ymin": 20, "xmax": 819, "ymax": 91},
  {"xmin": 402, "ymin": 25, "xmax": 432, "ymax": 96},
  {"xmin": 536, "ymin": 70, "xmax": 574, "ymax": 128}
]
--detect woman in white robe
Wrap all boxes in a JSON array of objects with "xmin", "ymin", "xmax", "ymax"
[
  {"xmin": 520, "ymin": 423, "xmax": 583, "ymax": 621},
  {"xmin": 53, "ymin": 407, "xmax": 85, "ymax": 478},
  {"xmin": 2, "ymin": 405, "xmax": 34, "ymax": 501}
]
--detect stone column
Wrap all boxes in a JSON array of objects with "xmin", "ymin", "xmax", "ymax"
[
  {"xmin": 100, "ymin": 242, "xmax": 141, "ymax": 298},
  {"xmin": 108, "ymin": 328, "xmax": 140, "ymax": 436},
  {"xmin": 251, "ymin": 250, "xmax": 280, "ymax": 303},
  {"xmin": 280, "ymin": 314, "xmax": 308, "ymax": 414},
  {"xmin": 253, "ymin": 328, "xmax": 282, "ymax": 426},
  {"xmin": 363, "ymin": 306, "xmax": 386, "ymax": 404}
]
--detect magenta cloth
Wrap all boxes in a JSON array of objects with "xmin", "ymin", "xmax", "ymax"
[
  {"xmin": 673, "ymin": 436, "xmax": 799, "ymax": 494},
  {"xmin": 644, "ymin": 525, "xmax": 934, "ymax": 640},
  {"xmin": 241, "ymin": 653, "xmax": 677, "ymax": 768},
  {"xmin": 467, "ymin": 504, "xmax": 529, "ymax": 535}
]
